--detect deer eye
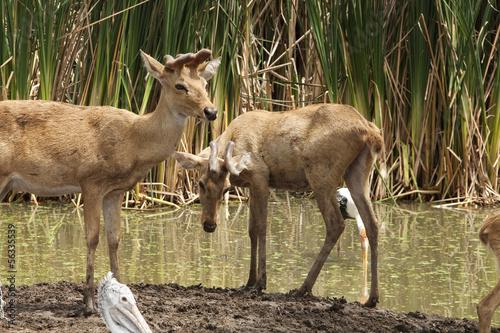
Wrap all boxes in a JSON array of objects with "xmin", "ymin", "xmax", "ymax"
[
  {"xmin": 198, "ymin": 181, "xmax": 205, "ymax": 192},
  {"xmin": 175, "ymin": 84, "xmax": 188, "ymax": 92}
]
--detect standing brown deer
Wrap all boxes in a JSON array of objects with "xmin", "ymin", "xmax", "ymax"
[
  {"xmin": 0, "ymin": 49, "xmax": 221, "ymax": 311},
  {"xmin": 173, "ymin": 104, "xmax": 383, "ymax": 307},
  {"xmin": 478, "ymin": 213, "xmax": 500, "ymax": 332}
]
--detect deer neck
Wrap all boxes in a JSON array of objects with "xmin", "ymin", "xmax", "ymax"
[{"xmin": 135, "ymin": 88, "xmax": 187, "ymax": 163}]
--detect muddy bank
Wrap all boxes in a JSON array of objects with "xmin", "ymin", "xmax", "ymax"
[{"xmin": 2, "ymin": 281, "xmax": 498, "ymax": 332}]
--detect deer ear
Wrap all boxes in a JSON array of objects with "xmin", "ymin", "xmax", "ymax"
[
  {"xmin": 140, "ymin": 50, "xmax": 165, "ymax": 79},
  {"xmin": 172, "ymin": 152, "xmax": 206, "ymax": 171},
  {"xmin": 198, "ymin": 57, "xmax": 221, "ymax": 80},
  {"xmin": 230, "ymin": 153, "xmax": 251, "ymax": 175}
]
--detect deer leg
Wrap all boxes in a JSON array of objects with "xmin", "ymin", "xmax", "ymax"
[
  {"xmin": 103, "ymin": 192, "xmax": 123, "ymax": 282},
  {"xmin": 246, "ymin": 186, "xmax": 269, "ymax": 290},
  {"xmin": 478, "ymin": 279, "xmax": 500, "ymax": 333},
  {"xmin": 295, "ymin": 184, "xmax": 345, "ymax": 296},
  {"xmin": 82, "ymin": 186, "xmax": 103, "ymax": 312},
  {"xmin": 253, "ymin": 186, "xmax": 268, "ymax": 291},
  {"xmin": 0, "ymin": 175, "xmax": 11, "ymax": 202},
  {"xmin": 344, "ymin": 144, "xmax": 379, "ymax": 307},
  {"xmin": 246, "ymin": 209, "xmax": 258, "ymax": 287}
]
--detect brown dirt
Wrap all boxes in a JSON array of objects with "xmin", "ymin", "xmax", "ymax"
[{"xmin": 2, "ymin": 281, "xmax": 498, "ymax": 333}]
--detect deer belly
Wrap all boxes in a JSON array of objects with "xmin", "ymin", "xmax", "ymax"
[
  {"xmin": 9, "ymin": 173, "xmax": 82, "ymax": 196},
  {"xmin": 268, "ymin": 168, "xmax": 310, "ymax": 191}
]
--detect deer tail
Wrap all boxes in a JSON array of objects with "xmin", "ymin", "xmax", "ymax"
[
  {"xmin": 479, "ymin": 226, "xmax": 490, "ymax": 247},
  {"xmin": 363, "ymin": 122, "xmax": 383, "ymax": 159},
  {"xmin": 479, "ymin": 220, "xmax": 492, "ymax": 247},
  {"xmin": 365, "ymin": 122, "xmax": 386, "ymax": 179}
]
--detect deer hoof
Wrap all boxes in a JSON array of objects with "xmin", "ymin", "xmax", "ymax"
[
  {"xmin": 362, "ymin": 297, "xmax": 379, "ymax": 308},
  {"xmin": 293, "ymin": 286, "xmax": 309, "ymax": 297},
  {"xmin": 84, "ymin": 298, "xmax": 97, "ymax": 315}
]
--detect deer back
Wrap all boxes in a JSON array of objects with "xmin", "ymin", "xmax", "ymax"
[
  {"xmin": 0, "ymin": 50, "xmax": 221, "ymax": 198},
  {"xmin": 213, "ymin": 104, "xmax": 383, "ymax": 190}
]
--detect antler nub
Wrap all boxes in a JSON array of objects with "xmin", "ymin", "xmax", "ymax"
[
  {"xmin": 164, "ymin": 49, "xmax": 212, "ymax": 69},
  {"xmin": 193, "ymin": 49, "xmax": 212, "ymax": 64},
  {"xmin": 164, "ymin": 53, "xmax": 195, "ymax": 69},
  {"xmin": 209, "ymin": 141, "xmax": 219, "ymax": 174}
]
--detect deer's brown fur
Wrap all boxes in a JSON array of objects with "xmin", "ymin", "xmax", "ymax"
[
  {"xmin": 0, "ymin": 49, "xmax": 221, "ymax": 311},
  {"xmin": 478, "ymin": 213, "xmax": 500, "ymax": 332},
  {"xmin": 174, "ymin": 103, "xmax": 383, "ymax": 307}
]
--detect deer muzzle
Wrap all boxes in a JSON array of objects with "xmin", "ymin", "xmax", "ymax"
[
  {"xmin": 204, "ymin": 107, "xmax": 218, "ymax": 121},
  {"xmin": 203, "ymin": 221, "xmax": 217, "ymax": 233}
]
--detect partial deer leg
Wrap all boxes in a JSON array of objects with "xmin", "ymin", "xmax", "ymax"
[
  {"xmin": 344, "ymin": 144, "xmax": 379, "ymax": 307},
  {"xmin": 295, "ymin": 176, "xmax": 345, "ymax": 296},
  {"xmin": 103, "ymin": 191, "xmax": 123, "ymax": 282},
  {"xmin": 478, "ymin": 215, "xmax": 500, "ymax": 333},
  {"xmin": 246, "ymin": 208, "xmax": 258, "ymax": 287},
  {"xmin": 81, "ymin": 185, "xmax": 103, "ymax": 312},
  {"xmin": 0, "ymin": 175, "xmax": 11, "ymax": 202},
  {"xmin": 478, "ymin": 280, "xmax": 500, "ymax": 333},
  {"xmin": 246, "ymin": 185, "xmax": 269, "ymax": 291}
]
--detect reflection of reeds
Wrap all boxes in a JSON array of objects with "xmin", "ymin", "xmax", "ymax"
[{"xmin": 1, "ymin": 1, "xmax": 500, "ymax": 205}]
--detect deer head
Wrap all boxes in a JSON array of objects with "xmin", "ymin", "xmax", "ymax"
[
  {"xmin": 140, "ymin": 49, "xmax": 221, "ymax": 121},
  {"xmin": 173, "ymin": 141, "xmax": 250, "ymax": 232}
]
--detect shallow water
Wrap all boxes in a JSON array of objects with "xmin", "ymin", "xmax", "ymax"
[{"xmin": 1, "ymin": 198, "xmax": 499, "ymax": 325}]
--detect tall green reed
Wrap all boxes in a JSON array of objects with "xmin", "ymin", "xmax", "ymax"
[{"xmin": 1, "ymin": 1, "xmax": 32, "ymax": 100}]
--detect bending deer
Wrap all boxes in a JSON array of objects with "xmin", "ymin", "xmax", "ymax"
[
  {"xmin": 478, "ymin": 213, "xmax": 500, "ymax": 332},
  {"xmin": 0, "ymin": 49, "xmax": 221, "ymax": 311},
  {"xmin": 173, "ymin": 104, "xmax": 383, "ymax": 307}
]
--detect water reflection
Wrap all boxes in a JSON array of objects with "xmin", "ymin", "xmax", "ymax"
[{"xmin": 0, "ymin": 199, "xmax": 499, "ymax": 325}]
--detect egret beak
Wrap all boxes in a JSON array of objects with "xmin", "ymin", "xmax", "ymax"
[{"xmin": 109, "ymin": 302, "xmax": 152, "ymax": 333}]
